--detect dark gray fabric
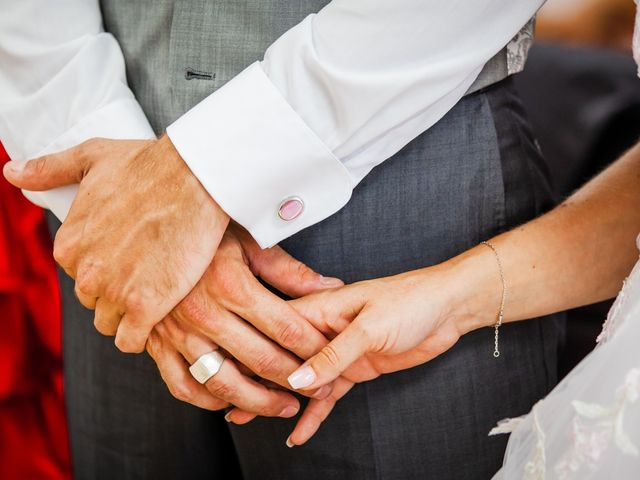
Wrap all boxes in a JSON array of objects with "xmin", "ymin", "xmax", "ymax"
[
  {"xmin": 229, "ymin": 77, "xmax": 562, "ymax": 480},
  {"xmin": 58, "ymin": 75, "xmax": 563, "ymax": 479}
]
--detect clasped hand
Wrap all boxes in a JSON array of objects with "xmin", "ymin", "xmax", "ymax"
[
  {"xmin": 3, "ymin": 135, "xmax": 349, "ymax": 415},
  {"xmin": 3, "ymin": 136, "xmax": 483, "ymax": 445}
]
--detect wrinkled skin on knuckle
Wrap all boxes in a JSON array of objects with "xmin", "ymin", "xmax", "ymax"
[
  {"xmin": 52, "ymin": 232, "xmax": 75, "ymax": 272},
  {"xmin": 257, "ymin": 398, "xmax": 283, "ymax": 417},
  {"xmin": 210, "ymin": 259, "xmax": 254, "ymax": 308},
  {"xmin": 28, "ymin": 157, "xmax": 49, "ymax": 178},
  {"xmin": 160, "ymin": 316, "xmax": 189, "ymax": 348},
  {"xmin": 175, "ymin": 291, "xmax": 224, "ymax": 341},
  {"xmin": 75, "ymin": 260, "xmax": 102, "ymax": 297},
  {"xmin": 319, "ymin": 306, "xmax": 340, "ymax": 332},
  {"xmin": 352, "ymin": 318, "xmax": 383, "ymax": 353},
  {"xmin": 206, "ymin": 377, "xmax": 237, "ymax": 401},
  {"xmin": 318, "ymin": 344, "xmax": 342, "ymax": 370},
  {"xmin": 252, "ymin": 353, "xmax": 281, "ymax": 379},
  {"xmin": 122, "ymin": 286, "xmax": 155, "ymax": 318},
  {"xmin": 276, "ymin": 321, "xmax": 304, "ymax": 351},
  {"xmin": 314, "ymin": 298, "xmax": 351, "ymax": 334},
  {"xmin": 175, "ymin": 290, "xmax": 213, "ymax": 330},
  {"xmin": 122, "ymin": 290, "xmax": 144, "ymax": 315}
]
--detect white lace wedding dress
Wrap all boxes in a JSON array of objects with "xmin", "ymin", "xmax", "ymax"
[
  {"xmin": 492, "ymin": 237, "xmax": 640, "ymax": 479},
  {"xmin": 491, "ymin": 9, "xmax": 640, "ymax": 476}
]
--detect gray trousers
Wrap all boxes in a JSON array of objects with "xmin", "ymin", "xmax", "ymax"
[{"xmin": 57, "ymin": 78, "xmax": 563, "ymax": 480}]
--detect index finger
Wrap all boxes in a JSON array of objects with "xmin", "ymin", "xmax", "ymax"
[{"xmin": 287, "ymin": 378, "xmax": 355, "ymax": 447}]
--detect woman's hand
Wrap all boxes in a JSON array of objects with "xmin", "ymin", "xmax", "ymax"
[{"xmin": 282, "ymin": 262, "xmax": 499, "ymax": 445}]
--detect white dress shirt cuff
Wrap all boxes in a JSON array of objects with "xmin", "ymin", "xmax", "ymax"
[{"xmin": 166, "ymin": 62, "xmax": 354, "ymax": 249}]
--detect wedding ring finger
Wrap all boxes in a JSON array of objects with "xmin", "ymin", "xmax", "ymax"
[
  {"xmin": 167, "ymin": 321, "xmax": 299, "ymax": 417},
  {"xmin": 190, "ymin": 351, "xmax": 225, "ymax": 384}
]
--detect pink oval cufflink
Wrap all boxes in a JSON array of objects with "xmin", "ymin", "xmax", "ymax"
[{"xmin": 278, "ymin": 197, "xmax": 304, "ymax": 221}]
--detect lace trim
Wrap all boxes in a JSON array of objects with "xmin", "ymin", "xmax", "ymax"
[{"xmin": 506, "ymin": 18, "xmax": 535, "ymax": 75}]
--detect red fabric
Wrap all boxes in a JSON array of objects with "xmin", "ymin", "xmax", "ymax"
[{"xmin": 0, "ymin": 144, "xmax": 71, "ymax": 479}]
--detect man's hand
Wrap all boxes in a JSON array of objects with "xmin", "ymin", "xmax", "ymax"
[
  {"xmin": 147, "ymin": 315, "xmax": 304, "ymax": 418},
  {"xmin": 3, "ymin": 136, "xmax": 230, "ymax": 352},
  {"xmin": 145, "ymin": 225, "xmax": 345, "ymax": 415}
]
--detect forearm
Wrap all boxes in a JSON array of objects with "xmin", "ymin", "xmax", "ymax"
[{"xmin": 447, "ymin": 142, "xmax": 640, "ymax": 331}]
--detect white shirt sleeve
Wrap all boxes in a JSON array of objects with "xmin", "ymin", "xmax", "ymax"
[
  {"xmin": 166, "ymin": 0, "xmax": 544, "ymax": 247},
  {"xmin": 0, "ymin": 0, "xmax": 155, "ymax": 221},
  {"xmin": 0, "ymin": 1, "xmax": 543, "ymax": 247}
]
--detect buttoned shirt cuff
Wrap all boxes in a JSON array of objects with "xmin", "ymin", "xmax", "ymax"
[
  {"xmin": 1, "ymin": 98, "xmax": 156, "ymax": 221},
  {"xmin": 166, "ymin": 62, "xmax": 354, "ymax": 249}
]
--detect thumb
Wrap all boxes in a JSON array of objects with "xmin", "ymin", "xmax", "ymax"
[
  {"xmin": 287, "ymin": 320, "xmax": 368, "ymax": 391},
  {"xmin": 249, "ymin": 244, "xmax": 343, "ymax": 298},
  {"xmin": 3, "ymin": 147, "xmax": 86, "ymax": 191}
]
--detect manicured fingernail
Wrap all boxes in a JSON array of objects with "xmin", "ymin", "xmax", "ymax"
[
  {"xmin": 224, "ymin": 412, "xmax": 233, "ymax": 423},
  {"xmin": 286, "ymin": 436, "xmax": 295, "ymax": 448},
  {"xmin": 320, "ymin": 276, "xmax": 343, "ymax": 287},
  {"xmin": 6, "ymin": 161, "xmax": 26, "ymax": 174},
  {"xmin": 279, "ymin": 406, "xmax": 299, "ymax": 418},
  {"xmin": 288, "ymin": 366, "xmax": 316, "ymax": 390},
  {"xmin": 312, "ymin": 385, "xmax": 331, "ymax": 399}
]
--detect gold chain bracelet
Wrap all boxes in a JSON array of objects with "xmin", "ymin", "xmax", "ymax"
[{"xmin": 481, "ymin": 241, "xmax": 506, "ymax": 358}]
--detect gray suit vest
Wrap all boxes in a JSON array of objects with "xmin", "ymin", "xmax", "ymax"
[{"xmin": 100, "ymin": 1, "xmax": 533, "ymax": 135}]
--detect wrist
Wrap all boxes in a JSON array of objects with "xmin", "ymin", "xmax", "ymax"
[
  {"xmin": 158, "ymin": 134, "xmax": 231, "ymax": 230},
  {"xmin": 438, "ymin": 245, "xmax": 505, "ymax": 335}
]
